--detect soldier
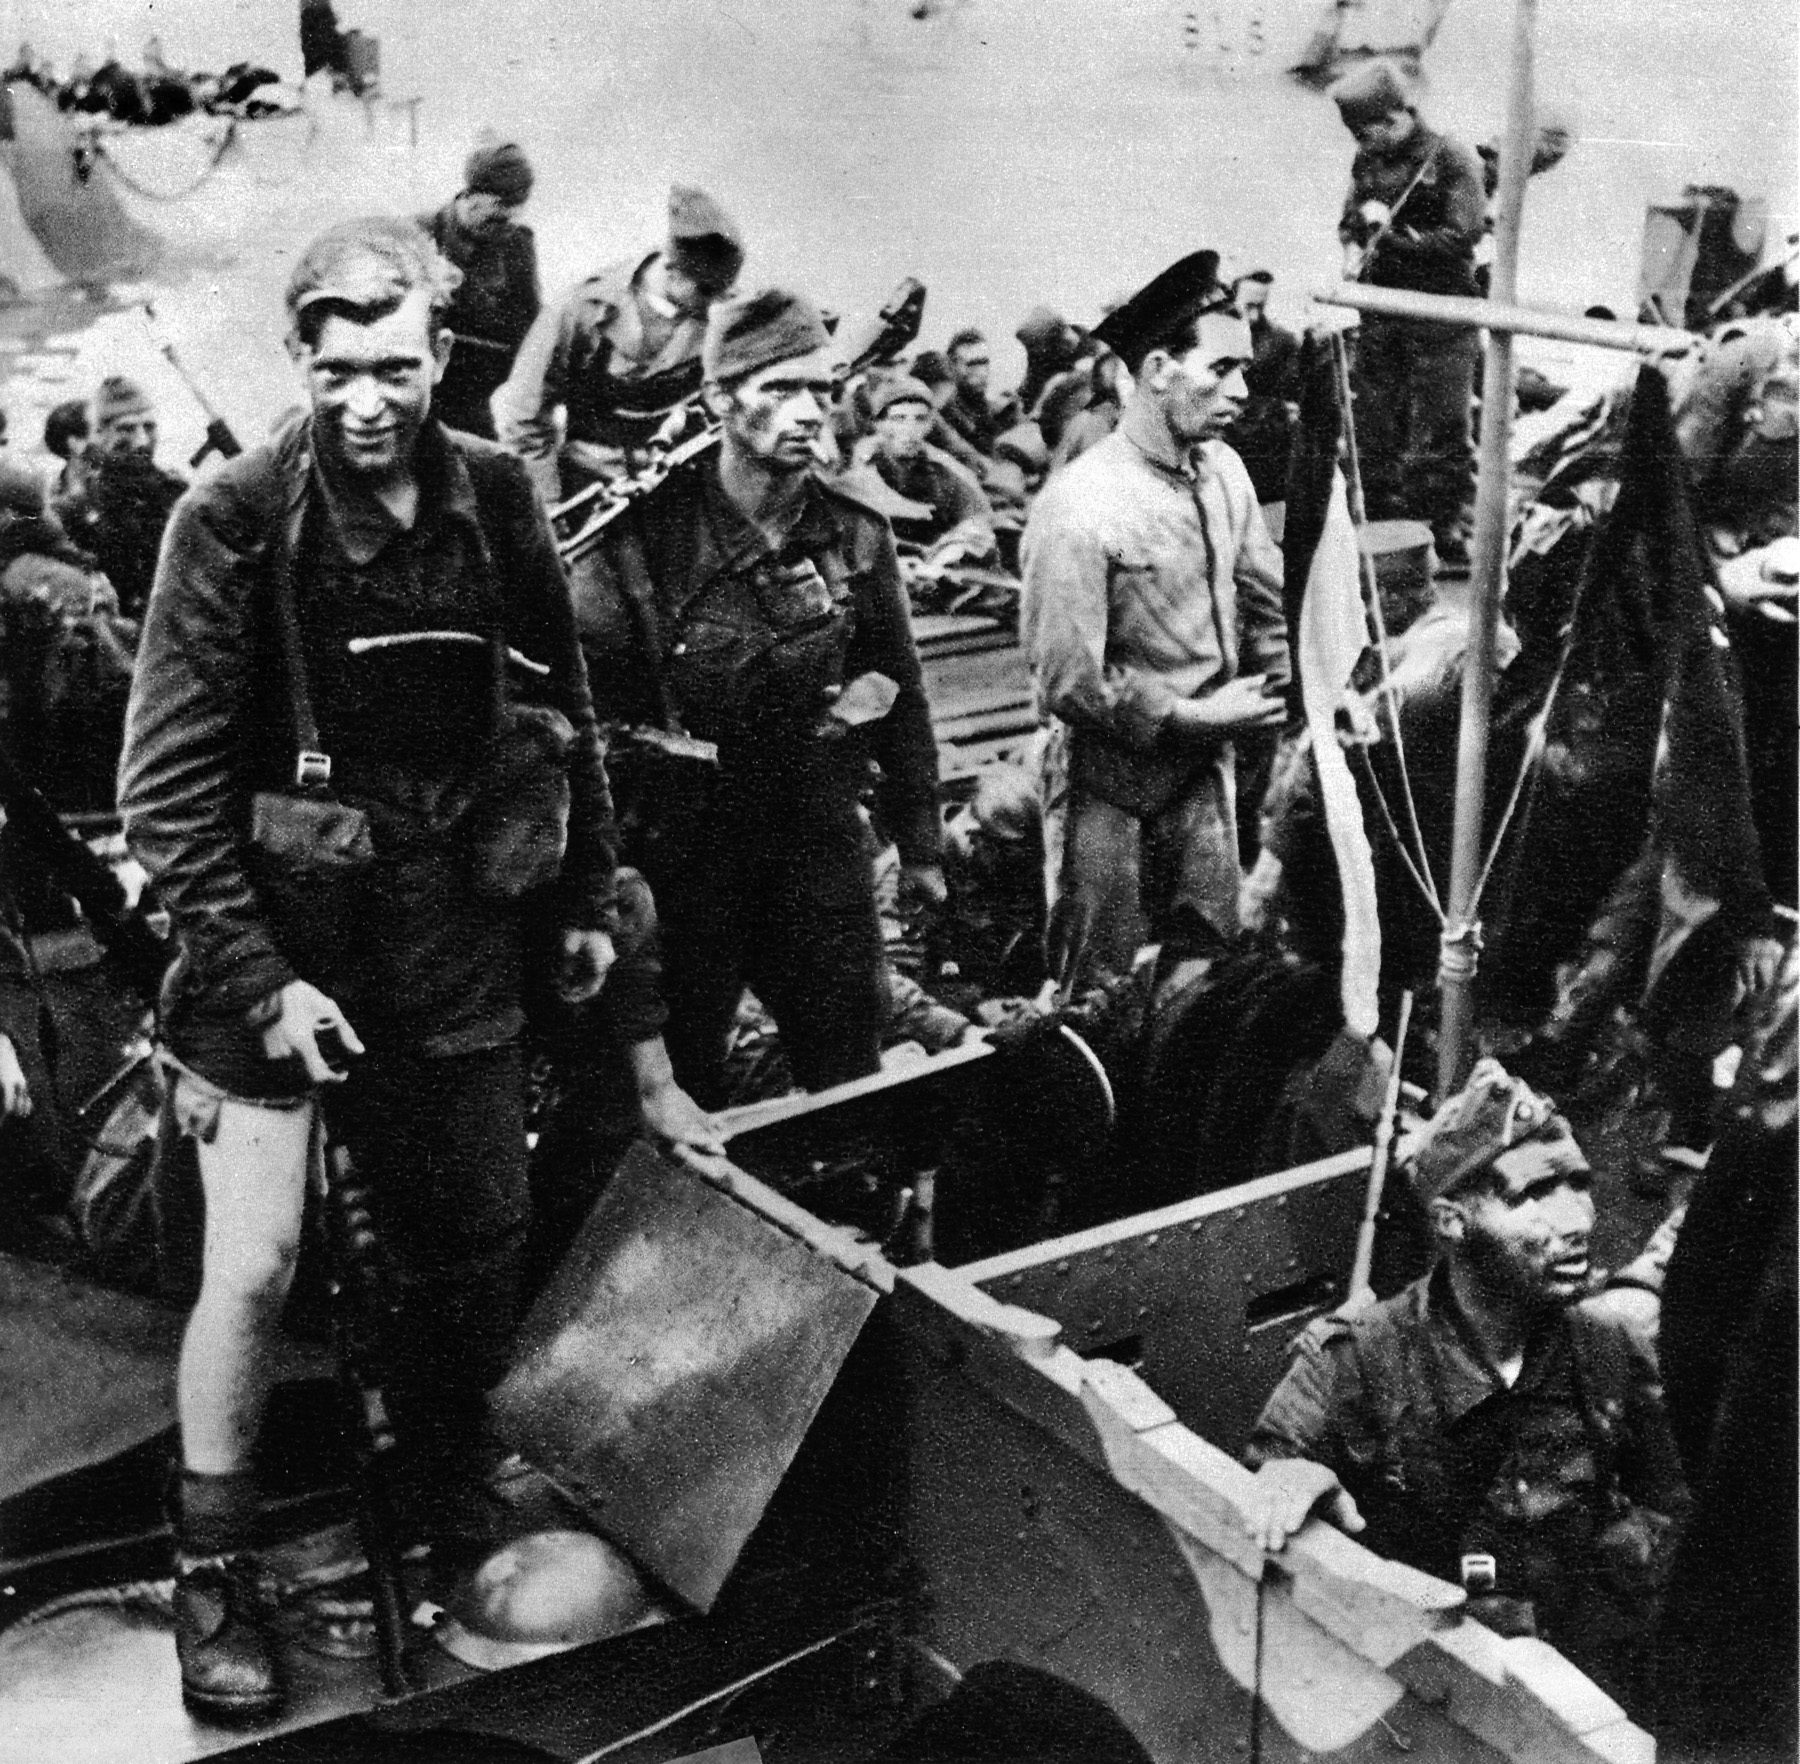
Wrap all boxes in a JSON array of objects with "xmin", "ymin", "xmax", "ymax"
[
  {"xmin": 55, "ymin": 374, "xmax": 186, "ymax": 619},
  {"xmin": 418, "ymin": 135, "xmax": 542, "ymax": 440},
  {"xmin": 937, "ymin": 327, "xmax": 1021, "ymax": 464},
  {"xmin": 1332, "ymin": 58, "xmax": 1486, "ymax": 568},
  {"xmin": 578, "ymin": 288, "xmax": 944, "ymax": 1106},
  {"xmin": 1222, "ymin": 270, "xmax": 1301, "ymax": 509},
  {"xmin": 493, "ymin": 185, "xmax": 744, "ymax": 502},
  {"xmin": 1021, "ymin": 251, "xmax": 1289, "ymax": 988},
  {"xmin": 1243, "ymin": 1060, "xmax": 1688, "ymax": 1709},
  {"xmin": 847, "ymin": 376, "xmax": 996, "ymax": 562},
  {"xmin": 118, "ymin": 217, "xmax": 619, "ymax": 1720}
]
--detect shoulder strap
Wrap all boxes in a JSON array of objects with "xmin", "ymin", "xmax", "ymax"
[
  {"xmin": 610, "ymin": 516, "xmax": 682, "ymax": 736},
  {"xmin": 260, "ymin": 420, "xmax": 331, "ymax": 790}
]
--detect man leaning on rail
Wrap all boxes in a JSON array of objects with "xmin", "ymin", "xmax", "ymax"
[{"xmin": 1241, "ymin": 1059, "xmax": 1688, "ymax": 1712}]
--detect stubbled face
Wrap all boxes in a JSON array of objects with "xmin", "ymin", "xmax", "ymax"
[
  {"xmin": 294, "ymin": 289, "xmax": 448, "ymax": 483},
  {"xmin": 455, "ymin": 190, "xmax": 520, "ymax": 236},
  {"xmin": 1351, "ymin": 108, "xmax": 1417, "ymax": 153},
  {"xmin": 1153, "ymin": 312, "xmax": 1253, "ymax": 446},
  {"xmin": 950, "ymin": 340, "xmax": 991, "ymax": 397},
  {"xmin": 718, "ymin": 346, "xmax": 837, "ymax": 473},
  {"xmin": 875, "ymin": 398, "xmax": 933, "ymax": 462},
  {"xmin": 1453, "ymin": 1159, "xmax": 1596, "ymax": 1312},
  {"xmin": 98, "ymin": 407, "xmax": 158, "ymax": 459}
]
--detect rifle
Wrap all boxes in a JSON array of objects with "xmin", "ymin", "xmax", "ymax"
[
  {"xmin": 317, "ymin": 1123, "xmax": 413, "ymax": 1696},
  {"xmin": 0, "ymin": 738, "xmax": 169, "ymax": 1002},
  {"xmin": 141, "ymin": 301, "xmax": 244, "ymax": 470},
  {"xmin": 553, "ymin": 276, "xmax": 928, "ymax": 569}
]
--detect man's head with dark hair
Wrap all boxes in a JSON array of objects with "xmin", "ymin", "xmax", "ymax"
[
  {"xmin": 284, "ymin": 215, "xmax": 462, "ymax": 351},
  {"xmin": 946, "ymin": 328, "xmax": 991, "ymax": 397},
  {"xmin": 44, "ymin": 398, "xmax": 89, "ymax": 461},
  {"xmin": 1232, "ymin": 269, "xmax": 1275, "ymax": 325},
  {"xmin": 285, "ymin": 218, "xmax": 463, "ymax": 484}
]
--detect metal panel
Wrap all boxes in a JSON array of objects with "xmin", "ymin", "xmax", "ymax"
[
  {"xmin": 491, "ymin": 1143, "xmax": 878, "ymax": 1612},
  {"xmin": 966, "ymin": 1158, "xmax": 1366, "ymax": 1455}
]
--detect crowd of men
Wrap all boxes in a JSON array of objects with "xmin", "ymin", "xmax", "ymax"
[{"xmin": 0, "ymin": 57, "xmax": 1792, "ymax": 1751}]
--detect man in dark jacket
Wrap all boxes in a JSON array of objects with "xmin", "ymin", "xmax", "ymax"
[
  {"xmin": 494, "ymin": 185, "xmax": 744, "ymax": 502},
  {"xmin": 1222, "ymin": 271, "xmax": 1300, "ymax": 508},
  {"xmin": 1244, "ymin": 1060, "xmax": 1688, "ymax": 1711},
  {"xmin": 1333, "ymin": 59, "xmax": 1486, "ymax": 567},
  {"xmin": 118, "ymin": 217, "xmax": 618, "ymax": 1722},
  {"xmin": 55, "ymin": 374, "xmax": 187, "ymax": 619},
  {"xmin": 578, "ymin": 287, "xmax": 943, "ymax": 1106},
  {"xmin": 419, "ymin": 137, "xmax": 542, "ymax": 440}
]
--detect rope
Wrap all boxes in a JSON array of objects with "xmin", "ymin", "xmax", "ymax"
[
  {"xmin": 90, "ymin": 118, "xmax": 238, "ymax": 201},
  {"xmin": 1351, "ymin": 741, "xmax": 1447, "ymax": 925},
  {"xmin": 1329, "ymin": 329, "xmax": 1444, "ymax": 915}
]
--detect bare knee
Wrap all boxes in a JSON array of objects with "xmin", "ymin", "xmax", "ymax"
[{"xmin": 200, "ymin": 1230, "xmax": 301, "ymax": 1323}]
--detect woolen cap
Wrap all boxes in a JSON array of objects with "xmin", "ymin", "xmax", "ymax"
[
  {"xmin": 666, "ymin": 185, "xmax": 744, "ymax": 294},
  {"xmin": 1330, "ymin": 59, "xmax": 1413, "ymax": 127},
  {"xmin": 0, "ymin": 456, "xmax": 46, "ymax": 516},
  {"xmin": 91, "ymin": 374, "xmax": 152, "ymax": 428},
  {"xmin": 702, "ymin": 287, "xmax": 832, "ymax": 385},
  {"xmin": 1405, "ymin": 1057, "xmax": 1589, "ymax": 1205},
  {"xmin": 1089, "ymin": 250, "xmax": 1225, "ymax": 371},
  {"xmin": 1015, "ymin": 304, "xmax": 1068, "ymax": 351},
  {"xmin": 871, "ymin": 376, "xmax": 936, "ymax": 416},
  {"xmin": 464, "ymin": 136, "xmax": 533, "ymax": 204}
]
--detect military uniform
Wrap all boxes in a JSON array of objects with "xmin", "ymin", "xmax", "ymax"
[
  {"xmin": 493, "ymin": 254, "xmax": 709, "ymax": 503},
  {"xmin": 1338, "ymin": 118, "xmax": 1486, "ymax": 545},
  {"xmin": 1247, "ymin": 1265, "xmax": 1687, "ymax": 1702},
  {"xmin": 579, "ymin": 448, "xmax": 941, "ymax": 1106},
  {"xmin": 419, "ymin": 201, "xmax": 541, "ymax": 440}
]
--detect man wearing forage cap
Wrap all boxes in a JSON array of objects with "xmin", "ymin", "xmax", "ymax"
[
  {"xmin": 418, "ymin": 133, "xmax": 542, "ymax": 439},
  {"xmin": 577, "ymin": 287, "xmax": 943, "ymax": 1106},
  {"xmin": 1021, "ymin": 249, "xmax": 1290, "ymax": 990},
  {"xmin": 494, "ymin": 184, "xmax": 744, "ymax": 502},
  {"xmin": 1331, "ymin": 57, "xmax": 1486, "ymax": 569},
  {"xmin": 1242, "ymin": 1058, "xmax": 1686, "ymax": 1710}
]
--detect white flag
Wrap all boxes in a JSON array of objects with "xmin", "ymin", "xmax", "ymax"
[{"xmin": 1300, "ymin": 474, "xmax": 1382, "ymax": 1038}]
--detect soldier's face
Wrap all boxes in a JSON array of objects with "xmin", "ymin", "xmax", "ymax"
[
  {"xmin": 456, "ymin": 190, "xmax": 518, "ymax": 235},
  {"xmin": 1351, "ymin": 109, "xmax": 1417, "ymax": 152},
  {"xmin": 99, "ymin": 408, "xmax": 158, "ymax": 458},
  {"xmin": 1454, "ymin": 1160, "xmax": 1595, "ymax": 1311},
  {"xmin": 295, "ymin": 291, "xmax": 450, "ymax": 482},
  {"xmin": 718, "ymin": 348, "xmax": 836, "ymax": 473},
  {"xmin": 876, "ymin": 400, "xmax": 933, "ymax": 461},
  {"xmin": 1157, "ymin": 313, "xmax": 1252, "ymax": 444},
  {"xmin": 950, "ymin": 343, "xmax": 990, "ymax": 395}
]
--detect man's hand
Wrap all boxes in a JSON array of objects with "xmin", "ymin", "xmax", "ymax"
[
  {"xmin": 1735, "ymin": 934, "xmax": 1784, "ymax": 1005},
  {"xmin": 555, "ymin": 928, "xmax": 615, "ymax": 1004},
  {"xmin": 899, "ymin": 862, "xmax": 948, "ymax": 918},
  {"xmin": 628, "ymin": 1035, "xmax": 725, "ymax": 1156},
  {"xmin": 1358, "ymin": 199, "xmax": 1392, "ymax": 229},
  {"xmin": 1167, "ymin": 675, "xmax": 1286, "ymax": 744},
  {"xmin": 0, "ymin": 1033, "xmax": 31, "ymax": 1118},
  {"xmin": 1242, "ymin": 1458, "xmax": 1365, "ymax": 1553},
  {"xmin": 260, "ymin": 979, "xmax": 364, "ymax": 1085}
]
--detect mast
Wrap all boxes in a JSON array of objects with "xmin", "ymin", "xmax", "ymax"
[{"xmin": 1434, "ymin": 0, "xmax": 1537, "ymax": 1100}]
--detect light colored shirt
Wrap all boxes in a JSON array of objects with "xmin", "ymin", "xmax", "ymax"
[{"xmin": 1021, "ymin": 396, "xmax": 1289, "ymax": 756}]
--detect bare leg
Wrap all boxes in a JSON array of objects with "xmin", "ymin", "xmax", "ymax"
[{"xmin": 176, "ymin": 1097, "xmax": 315, "ymax": 1475}]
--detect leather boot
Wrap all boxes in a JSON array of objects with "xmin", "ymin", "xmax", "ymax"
[{"xmin": 170, "ymin": 1469, "xmax": 283, "ymax": 1722}]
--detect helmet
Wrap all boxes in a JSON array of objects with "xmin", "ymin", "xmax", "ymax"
[{"xmin": 432, "ymin": 1530, "xmax": 660, "ymax": 1670}]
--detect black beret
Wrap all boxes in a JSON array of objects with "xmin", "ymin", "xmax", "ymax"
[{"xmin": 1089, "ymin": 250, "xmax": 1226, "ymax": 371}]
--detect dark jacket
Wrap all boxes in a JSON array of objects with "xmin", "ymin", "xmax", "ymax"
[
  {"xmin": 419, "ymin": 200, "xmax": 542, "ymax": 438},
  {"xmin": 578, "ymin": 448, "xmax": 942, "ymax": 864},
  {"xmin": 1247, "ymin": 1266, "xmax": 1687, "ymax": 1688},
  {"xmin": 118, "ymin": 416, "xmax": 616, "ymax": 1029},
  {"xmin": 55, "ymin": 451, "xmax": 187, "ymax": 621},
  {"xmin": 1339, "ymin": 122, "xmax": 1486, "ymax": 299}
]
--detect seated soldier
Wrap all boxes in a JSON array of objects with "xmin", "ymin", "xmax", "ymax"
[
  {"xmin": 848, "ymin": 377, "xmax": 996, "ymax": 563},
  {"xmin": 1242, "ymin": 1059, "xmax": 1687, "ymax": 1709}
]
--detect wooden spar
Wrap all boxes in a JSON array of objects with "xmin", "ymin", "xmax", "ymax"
[
  {"xmin": 1315, "ymin": 281, "xmax": 1701, "ymax": 357},
  {"xmin": 1435, "ymin": 0, "xmax": 1538, "ymax": 1100}
]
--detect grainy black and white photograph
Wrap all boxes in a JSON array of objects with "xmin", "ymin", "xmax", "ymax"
[{"xmin": 0, "ymin": 1, "xmax": 1792, "ymax": 1759}]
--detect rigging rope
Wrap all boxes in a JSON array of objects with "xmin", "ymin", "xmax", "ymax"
[{"xmin": 89, "ymin": 117, "xmax": 238, "ymax": 202}]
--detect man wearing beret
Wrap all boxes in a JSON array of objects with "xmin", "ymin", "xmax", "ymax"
[
  {"xmin": 494, "ymin": 185, "xmax": 744, "ymax": 503},
  {"xmin": 55, "ymin": 373, "xmax": 186, "ymax": 620},
  {"xmin": 578, "ymin": 287, "xmax": 943, "ymax": 1106},
  {"xmin": 1332, "ymin": 59, "xmax": 1486, "ymax": 570},
  {"xmin": 419, "ymin": 135, "xmax": 542, "ymax": 439},
  {"xmin": 846, "ymin": 376, "xmax": 997, "ymax": 564},
  {"xmin": 119, "ymin": 217, "xmax": 619, "ymax": 1719},
  {"xmin": 1242, "ymin": 1059, "xmax": 1687, "ymax": 1708},
  {"xmin": 1021, "ymin": 251, "xmax": 1290, "ymax": 989}
]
